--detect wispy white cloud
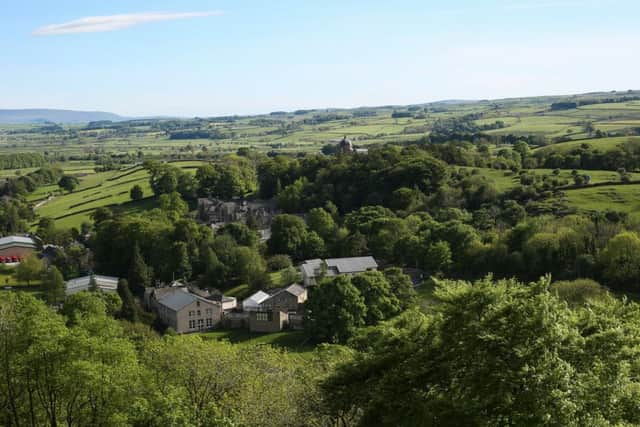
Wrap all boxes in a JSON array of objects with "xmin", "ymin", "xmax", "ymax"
[{"xmin": 33, "ymin": 11, "xmax": 223, "ymax": 36}]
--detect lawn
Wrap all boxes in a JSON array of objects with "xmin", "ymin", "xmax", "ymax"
[{"xmin": 198, "ymin": 330, "xmax": 315, "ymax": 355}]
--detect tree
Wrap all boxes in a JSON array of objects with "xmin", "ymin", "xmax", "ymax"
[
  {"xmin": 551, "ymin": 279, "xmax": 608, "ymax": 307},
  {"xmin": 268, "ymin": 214, "xmax": 308, "ymax": 258},
  {"xmin": 43, "ymin": 265, "xmax": 66, "ymax": 305},
  {"xmin": 301, "ymin": 231, "xmax": 326, "ymax": 259},
  {"xmin": 88, "ymin": 274, "xmax": 98, "ymax": 292},
  {"xmin": 130, "ymin": 184, "xmax": 144, "ymax": 201},
  {"xmin": 58, "ymin": 175, "xmax": 79, "ymax": 192},
  {"xmin": 351, "ymin": 271, "xmax": 401, "ymax": 325},
  {"xmin": 158, "ymin": 192, "xmax": 188, "ymax": 219},
  {"xmin": 267, "ymin": 254, "xmax": 292, "ymax": 271},
  {"xmin": 15, "ymin": 253, "xmax": 44, "ymax": 285},
  {"xmin": 322, "ymin": 277, "xmax": 587, "ymax": 426},
  {"xmin": 280, "ymin": 266, "xmax": 299, "ymax": 286},
  {"xmin": 117, "ymin": 278, "xmax": 139, "ymax": 322},
  {"xmin": 307, "ymin": 207, "xmax": 336, "ymax": 240},
  {"xmin": 36, "ymin": 217, "xmax": 57, "ymax": 243},
  {"xmin": 305, "ymin": 275, "xmax": 367, "ymax": 343},
  {"xmin": 128, "ymin": 242, "xmax": 153, "ymax": 295},
  {"xmin": 599, "ymin": 231, "xmax": 640, "ymax": 290},
  {"xmin": 384, "ymin": 267, "xmax": 417, "ymax": 309},
  {"xmin": 424, "ymin": 240, "xmax": 452, "ymax": 273},
  {"xmin": 172, "ymin": 241, "xmax": 192, "ymax": 280}
]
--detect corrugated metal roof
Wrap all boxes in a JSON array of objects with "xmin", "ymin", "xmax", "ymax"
[
  {"xmin": 65, "ymin": 275, "xmax": 119, "ymax": 294},
  {"xmin": 0, "ymin": 236, "xmax": 36, "ymax": 247},
  {"xmin": 242, "ymin": 291, "xmax": 271, "ymax": 310}
]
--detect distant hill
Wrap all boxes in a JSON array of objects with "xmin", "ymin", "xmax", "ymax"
[{"xmin": 0, "ymin": 109, "xmax": 126, "ymax": 124}]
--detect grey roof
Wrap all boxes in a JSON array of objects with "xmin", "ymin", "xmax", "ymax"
[
  {"xmin": 325, "ymin": 257, "xmax": 378, "ymax": 274},
  {"xmin": 157, "ymin": 288, "xmax": 217, "ymax": 312},
  {"xmin": 301, "ymin": 259, "xmax": 323, "ymax": 278},
  {"xmin": 0, "ymin": 236, "xmax": 36, "ymax": 248},
  {"xmin": 158, "ymin": 290, "xmax": 197, "ymax": 311}
]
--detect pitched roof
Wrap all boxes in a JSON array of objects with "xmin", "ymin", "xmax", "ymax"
[
  {"xmin": 158, "ymin": 290, "xmax": 198, "ymax": 311},
  {"xmin": 300, "ymin": 259, "xmax": 323, "ymax": 278},
  {"xmin": 242, "ymin": 291, "xmax": 271, "ymax": 309},
  {"xmin": 325, "ymin": 257, "xmax": 378, "ymax": 274},
  {"xmin": 156, "ymin": 288, "xmax": 218, "ymax": 312},
  {"xmin": 0, "ymin": 236, "xmax": 37, "ymax": 248}
]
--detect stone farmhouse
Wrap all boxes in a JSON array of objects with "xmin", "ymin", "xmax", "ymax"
[
  {"xmin": 146, "ymin": 285, "xmax": 234, "ymax": 334},
  {"xmin": 240, "ymin": 284, "xmax": 308, "ymax": 333},
  {"xmin": 197, "ymin": 198, "xmax": 278, "ymax": 230}
]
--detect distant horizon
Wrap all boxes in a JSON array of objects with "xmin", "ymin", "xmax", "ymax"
[
  {"xmin": 3, "ymin": 1, "xmax": 640, "ymax": 117},
  {"xmin": 2, "ymin": 87, "xmax": 638, "ymax": 120}
]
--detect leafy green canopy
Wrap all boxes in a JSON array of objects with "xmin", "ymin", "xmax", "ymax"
[{"xmin": 324, "ymin": 276, "xmax": 640, "ymax": 426}]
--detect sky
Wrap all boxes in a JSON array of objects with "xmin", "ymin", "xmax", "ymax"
[{"xmin": 1, "ymin": 0, "xmax": 639, "ymax": 117}]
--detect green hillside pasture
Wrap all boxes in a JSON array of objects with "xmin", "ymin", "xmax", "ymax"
[
  {"xmin": 534, "ymin": 136, "xmax": 640, "ymax": 155},
  {"xmin": 462, "ymin": 167, "xmax": 640, "ymax": 193},
  {"xmin": 35, "ymin": 161, "xmax": 205, "ymax": 229},
  {"xmin": 563, "ymin": 184, "xmax": 640, "ymax": 214},
  {"xmin": 485, "ymin": 115, "xmax": 579, "ymax": 137}
]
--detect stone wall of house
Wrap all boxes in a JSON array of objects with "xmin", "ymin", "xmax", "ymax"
[{"xmin": 249, "ymin": 311, "xmax": 287, "ymax": 333}]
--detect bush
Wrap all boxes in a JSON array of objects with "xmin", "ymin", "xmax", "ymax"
[
  {"xmin": 551, "ymin": 279, "xmax": 608, "ymax": 306},
  {"xmin": 267, "ymin": 254, "xmax": 293, "ymax": 271}
]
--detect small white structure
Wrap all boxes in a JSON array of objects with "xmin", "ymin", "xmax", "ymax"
[
  {"xmin": 65, "ymin": 275, "xmax": 119, "ymax": 295},
  {"xmin": 300, "ymin": 256, "xmax": 378, "ymax": 286},
  {"xmin": 242, "ymin": 290, "xmax": 271, "ymax": 312},
  {"xmin": 220, "ymin": 296, "xmax": 238, "ymax": 311}
]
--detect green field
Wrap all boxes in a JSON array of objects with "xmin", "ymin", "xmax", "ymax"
[
  {"xmin": 34, "ymin": 161, "xmax": 207, "ymax": 229},
  {"xmin": 1, "ymin": 90, "xmax": 640, "ymax": 227},
  {"xmin": 462, "ymin": 167, "xmax": 640, "ymax": 193},
  {"xmin": 534, "ymin": 136, "xmax": 640, "ymax": 154},
  {"xmin": 563, "ymin": 184, "xmax": 640, "ymax": 214},
  {"xmin": 2, "ymin": 92, "xmax": 639, "ymax": 162}
]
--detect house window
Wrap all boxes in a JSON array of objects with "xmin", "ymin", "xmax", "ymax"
[
  {"xmin": 197, "ymin": 310, "xmax": 201, "ymax": 316},
  {"xmin": 197, "ymin": 319, "xmax": 204, "ymax": 330},
  {"xmin": 189, "ymin": 320, "xmax": 196, "ymax": 329},
  {"xmin": 206, "ymin": 318, "xmax": 213, "ymax": 327},
  {"xmin": 206, "ymin": 308, "xmax": 212, "ymax": 315},
  {"xmin": 189, "ymin": 311, "xmax": 194, "ymax": 317},
  {"xmin": 196, "ymin": 301, "xmax": 200, "ymax": 307},
  {"xmin": 256, "ymin": 312, "xmax": 269, "ymax": 321}
]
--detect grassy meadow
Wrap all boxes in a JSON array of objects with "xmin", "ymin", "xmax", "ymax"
[{"xmin": 33, "ymin": 161, "xmax": 207, "ymax": 229}]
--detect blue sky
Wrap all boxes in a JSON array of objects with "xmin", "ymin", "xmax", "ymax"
[{"xmin": 1, "ymin": 0, "xmax": 638, "ymax": 117}]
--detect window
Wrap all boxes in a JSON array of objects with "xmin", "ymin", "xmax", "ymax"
[
  {"xmin": 206, "ymin": 318, "xmax": 213, "ymax": 327},
  {"xmin": 189, "ymin": 320, "xmax": 196, "ymax": 329},
  {"xmin": 197, "ymin": 310, "xmax": 201, "ymax": 316},
  {"xmin": 256, "ymin": 312, "xmax": 269, "ymax": 321},
  {"xmin": 189, "ymin": 311, "xmax": 194, "ymax": 317},
  {"xmin": 206, "ymin": 308, "xmax": 212, "ymax": 315},
  {"xmin": 196, "ymin": 301, "xmax": 200, "ymax": 307},
  {"xmin": 197, "ymin": 319, "xmax": 204, "ymax": 330}
]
